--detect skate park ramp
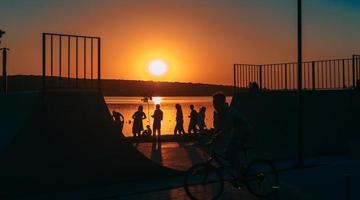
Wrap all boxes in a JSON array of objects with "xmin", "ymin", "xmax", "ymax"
[{"xmin": 0, "ymin": 90, "xmax": 181, "ymax": 198}]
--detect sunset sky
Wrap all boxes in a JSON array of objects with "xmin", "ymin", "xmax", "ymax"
[{"xmin": 1, "ymin": 0, "xmax": 360, "ymax": 85}]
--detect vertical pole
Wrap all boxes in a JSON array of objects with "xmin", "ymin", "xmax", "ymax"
[
  {"xmin": 321, "ymin": 62, "xmax": 324, "ymax": 88},
  {"xmin": 50, "ymin": 35, "xmax": 53, "ymax": 77},
  {"xmin": 277, "ymin": 65, "xmax": 280, "ymax": 90},
  {"xmin": 42, "ymin": 33, "xmax": 46, "ymax": 90},
  {"xmin": 331, "ymin": 60, "xmax": 334, "ymax": 88},
  {"xmin": 76, "ymin": 37, "xmax": 78, "ymax": 88},
  {"xmin": 84, "ymin": 38, "xmax": 87, "ymax": 87},
  {"xmin": 269, "ymin": 66, "xmax": 272, "ymax": 89},
  {"xmin": 297, "ymin": 0, "xmax": 304, "ymax": 168},
  {"xmin": 342, "ymin": 59, "xmax": 346, "ymax": 88},
  {"xmin": 233, "ymin": 64, "xmax": 236, "ymax": 95},
  {"xmin": 259, "ymin": 65, "xmax": 262, "ymax": 90},
  {"xmin": 325, "ymin": 61, "xmax": 328, "ymax": 88},
  {"xmin": 267, "ymin": 66, "xmax": 269, "ymax": 89},
  {"xmin": 91, "ymin": 38, "xmax": 93, "ymax": 88},
  {"xmin": 68, "ymin": 36, "xmax": 71, "ymax": 87},
  {"xmin": 2, "ymin": 48, "xmax": 8, "ymax": 93},
  {"xmin": 337, "ymin": 60, "xmax": 340, "ymax": 88},
  {"xmin": 59, "ymin": 36, "xmax": 62, "ymax": 88},
  {"xmin": 285, "ymin": 64, "xmax": 288, "ymax": 90},
  {"xmin": 97, "ymin": 38, "xmax": 101, "ymax": 90},
  {"xmin": 353, "ymin": 55, "xmax": 356, "ymax": 88},
  {"xmin": 312, "ymin": 61, "xmax": 315, "ymax": 90}
]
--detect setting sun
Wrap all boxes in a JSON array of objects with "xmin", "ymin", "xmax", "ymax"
[{"xmin": 148, "ymin": 59, "xmax": 168, "ymax": 76}]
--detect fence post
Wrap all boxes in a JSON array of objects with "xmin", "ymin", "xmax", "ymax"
[
  {"xmin": 312, "ymin": 61, "xmax": 315, "ymax": 90},
  {"xmin": 76, "ymin": 36, "xmax": 79, "ymax": 88},
  {"xmin": 2, "ymin": 48, "xmax": 8, "ymax": 94},
  {"xmin": 233, "ymin": 64, "xmax": 236, "ymax": 95},
  {"xmin": 42, "ymin": 33, "xmax": 46, "ymax": 90},
  {"xmin": 352, "ymin": 55, "xmax": 356, "ymax": 88},
  {"xmin": 259, "ymin": 65, "xmax": 262, "ymax": 91},
  {"xmin": 59, "ymin": 36, "xmax": 62, "ymax": 88},
  {"xmin": 97, "ymin": 38, "xmax": 101, "ymax": 90},
  {"xmin": 285, "ymin": 64, "xmax": 288, "ymax": 90},
  {"xmin": 342, "ymin": 59, "xmax": 346, "ymax": 88}
]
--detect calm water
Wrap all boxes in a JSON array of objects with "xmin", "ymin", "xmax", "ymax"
[{"xmin": 105, "ymin": 96, "xmax": 231, "ymax": 137}]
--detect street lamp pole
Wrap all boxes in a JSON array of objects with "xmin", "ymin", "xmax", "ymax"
[{"xmin": 296, "ymin": 0, "xmax": 304, "ymax": 168}]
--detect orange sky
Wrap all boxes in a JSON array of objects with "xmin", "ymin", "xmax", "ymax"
[{"xmin": 1, "ymin": 0, "xmax": 360, "ymax": 85}]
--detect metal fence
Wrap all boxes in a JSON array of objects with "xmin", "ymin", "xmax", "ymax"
[
  {"xmin": 42, "ymin": 33, "xmax": 101, "ymax": 89},
  {"xmin": 234, "ymin": 55, "xmax": 360, "ymax": 92}
]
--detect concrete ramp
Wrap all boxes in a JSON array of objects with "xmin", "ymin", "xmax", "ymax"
[{"xmin": 0, "ymin": 90, "xmax": 181, "ymax": 197}]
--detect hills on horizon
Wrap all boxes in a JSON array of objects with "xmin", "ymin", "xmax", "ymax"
[{"xmin": 1, "ymin": 75, "xmax": 234, "ymax": 96}]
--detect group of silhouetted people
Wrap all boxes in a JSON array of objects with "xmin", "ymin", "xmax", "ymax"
[
  {"xmin": 175, "ymin": 104, "xmax": 207, "ymax": 135},
  {"xmin": 125, "ymin": 103, "xmax": 208, "ymax": 140},
  {"xmin": 112, "ymin": 92, "xmax": 252, "ymax": 161},
  {"xmin": 131, "ymin": 104, "xmax": 163, "ymax": 140}
]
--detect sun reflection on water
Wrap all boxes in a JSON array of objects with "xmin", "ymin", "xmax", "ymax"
[{"xmin": 152, "ymin": 97, "xmax": 162, "ymax": 105}]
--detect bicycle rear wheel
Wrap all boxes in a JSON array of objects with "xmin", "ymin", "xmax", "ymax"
[
  {"xmin": 245, "ymin": 159, "xmax": 279, "ymax": 198},
  {"xmin": 184, "ymin": 163, "xmax": 224, "ymax": 200}
]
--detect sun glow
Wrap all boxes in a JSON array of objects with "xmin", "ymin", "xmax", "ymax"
[{"xmin": 148, "ymin": 59, "xmax": 168, "ymax": 76}]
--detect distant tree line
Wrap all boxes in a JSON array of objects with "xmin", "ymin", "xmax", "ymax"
[{"xmin": 1, "ymin": 75, "xmax": 234, "ymax": 96}]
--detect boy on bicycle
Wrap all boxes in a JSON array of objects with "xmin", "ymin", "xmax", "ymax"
[{"xmin": 209, "ymin": 92, "xmax": 252, "ymax": 166}]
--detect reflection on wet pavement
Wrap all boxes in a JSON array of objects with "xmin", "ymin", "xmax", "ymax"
[
  {"xmin": 127, "ymin": 142, "xmax": 258, "ymax": 200},
  {"xmin": 135, "ymin": 142, "xmax": 209, "ymax": 171}
]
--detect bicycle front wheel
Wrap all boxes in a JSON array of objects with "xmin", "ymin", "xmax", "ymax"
[
  {"xmin": 245, "ymin": 159, "xmax": 279, "ymax": 198},
  {"xmin": 184, "ymin": 163, "xmax": 224, "ymax": 200}
]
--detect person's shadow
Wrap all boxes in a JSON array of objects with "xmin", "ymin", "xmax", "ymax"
[{"xmin": 151, "ymin": 141, "xmax": 162, "ymax": 165}]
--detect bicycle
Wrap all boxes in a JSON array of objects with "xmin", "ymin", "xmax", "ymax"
[{"xmin": 183, "ymin": 145, "xmax": 279, "ymax": 200}]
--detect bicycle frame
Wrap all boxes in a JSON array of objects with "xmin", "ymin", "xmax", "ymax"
[{"xmin": 206, "ymin": 152, "xmax": 243, "ymax": 181}]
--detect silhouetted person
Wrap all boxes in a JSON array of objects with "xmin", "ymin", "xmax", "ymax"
[
  {"xmin": 249, "ymin": 81, "xmax": 259, "ymax": 93},
  {"xmin": 198, "ymin": 106, "xmax": 207, "ymax": 133},
  {"xmin": 188, "ymin": 105, "xmax": 198, "ymax": 134},
  {"xmin": 210, "ymin": 92, "xmax": 251, "ymax": 168},
  {"xmin": 152, "ymin": 104, "xmax": 163, "ymax": 141},
  {"xmin": 132, "ymin": 105, "xmax": 146, "ymax": 137},
  {"xmin": 112, "ymin": 110, "xmax": 124, "ymax": 134},
  {"xmin": 174, "ymin": 103, "xmax": 185, "ymax": 135},
  {"xmin": 142, "ymin": 125, "xmax": 152, "ymax": 137}
]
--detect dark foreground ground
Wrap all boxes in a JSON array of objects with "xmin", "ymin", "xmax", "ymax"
[
  {"xmin": 128, "ymin": 142, "xmax": 360, "ymax": 200},
  {"xmin": 22, "ymin": 141, "xmax": 359, "ymax": 200}
]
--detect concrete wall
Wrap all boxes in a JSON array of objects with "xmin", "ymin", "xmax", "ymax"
[{"xmin": 232, "ymin": 90, "xmax": 360, "ymax": 160}]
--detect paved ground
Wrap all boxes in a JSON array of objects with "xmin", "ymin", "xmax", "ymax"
[
  {"xmin": 111, "ymin": 141, "xmax": 258, "ymax": 200},
  {"xmin": 26, "ymin": 141, "xmax": 358, "ymax": 200},
  {"xmin": 124, "ymin": 142, "xmax": 360, "ymax": 200}
]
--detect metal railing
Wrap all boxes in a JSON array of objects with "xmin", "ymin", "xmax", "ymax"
[
  {"xmin": 234, "ymin": 55, "xmax": 360, "ymax": 92},
  {"xmin": 42, "ymin": 33, "xmax": 101, "ymax": 90}
]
